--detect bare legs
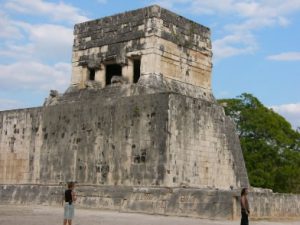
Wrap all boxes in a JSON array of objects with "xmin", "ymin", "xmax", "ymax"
[{"xmin": 63, "ymin": 219, "xmax": 72, "ymax": 225}]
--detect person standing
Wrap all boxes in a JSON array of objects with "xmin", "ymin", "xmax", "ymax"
[
  {"xmin": 63, "ymin": 182, "xmax": 77, "ymax": 225},
  {"xmin": 240, "ymin": 188, "xmax": 250, "ymax": 225}
]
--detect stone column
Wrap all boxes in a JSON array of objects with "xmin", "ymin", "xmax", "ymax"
[
  {"xmin": 122, "ymin": 59, "xmax": 133, "ymax": 83},
  {"xmin": 141, "ymin": 51, "xmax": 161, "ymax": 76},
  {"xmin": 76, "ymin": 67, "xmax": 88, "ymax": 89},
  {"xmin": 71, "ymin": 65, "xmax": 87, "ymax": 88},
  {"xmin": 95, "ymin": 63, "xmax": 106, "ymax": 88}
]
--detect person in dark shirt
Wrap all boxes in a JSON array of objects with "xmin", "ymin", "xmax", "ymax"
[
  {"xmin": 63, "ymin": 182, "xmax": 77, "ymax": 225},
  {"xmin": 240, "ymin": 188, "xmax": 250, "ymax": 225}
]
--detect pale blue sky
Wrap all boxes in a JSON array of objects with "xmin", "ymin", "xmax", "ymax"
[{"xmin": 0, "ymin": 0, "xmax": 299, "ymax": 128}]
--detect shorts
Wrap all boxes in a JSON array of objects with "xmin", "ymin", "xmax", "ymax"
[{"xmin": 64, "ymin": 203, "xmax": 74, "ymax": 220}]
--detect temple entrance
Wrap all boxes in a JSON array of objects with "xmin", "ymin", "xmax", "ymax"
[
  {"xmin": 88, "ymin": 68, "xmax": 95, "ymax": 81},
  {"xmin": 106, "ymin": 64, "xmax": 122, "ymax": 85},
  {"xmin": 133, "ymin": 59, "xmax": 141, "ymax": 83}
]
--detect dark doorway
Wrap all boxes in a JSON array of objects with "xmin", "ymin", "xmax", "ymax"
[
  {"xmin": 88, "ymin": 68, "xmax": 95, "ymax": 81},
  {"xmin": 133, "ymin": 59, "xmax": 141, "ymax": 83},
  {"xmin": 106, "ymin": 64, "xmax": 122, "ymax": 85}
]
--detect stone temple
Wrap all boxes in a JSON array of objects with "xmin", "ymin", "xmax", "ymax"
[{"xmin": 1, "ymin": 5, "xmax": 299, "ymax": 220}]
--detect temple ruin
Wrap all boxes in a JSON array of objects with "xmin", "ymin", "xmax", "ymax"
[{"xmin": 0, "ymin": 5, "xmax": 299, "ymax": 220}]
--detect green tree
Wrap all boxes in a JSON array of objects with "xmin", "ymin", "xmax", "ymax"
[{"xmin": 218, "ymin": 93, "xmax": 300, "ymax": 193}]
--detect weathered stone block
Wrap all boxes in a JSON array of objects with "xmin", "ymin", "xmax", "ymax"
[{"xmin": 70, "ymin": 5, "xmax": 212, "ymax": 96}]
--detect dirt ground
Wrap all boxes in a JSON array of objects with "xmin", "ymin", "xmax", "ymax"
[{"xmin": 0, "ymin": 205, "xmax": 299, "ymax": 225}]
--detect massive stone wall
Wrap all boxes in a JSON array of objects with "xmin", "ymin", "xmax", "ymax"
[
  {"xmin": 248, "ymin": 189, "xmax": 300, "ymax": 218},
  {"xmin": 0, "ymin": 88, "xmax": 247, "ymax": 188},
  {"xmin": 0, "ymin": 108, "xmax": 43, "ymax": 184},
  {"xmin": 1, "ymin": 184, "xmax": 299, "ymax": 220},
  {"xmin": 166, "ymin": 94, "xmax": 248, "ymax": 189},
  {"xmin": 40, "ymin": 91, "xmax": 170, "ymax": 186},
  {"xmin": 0, "ymin": 89, "xmax": 169, "ymax": 186}
]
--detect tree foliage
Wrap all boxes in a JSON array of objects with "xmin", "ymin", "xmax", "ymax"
[{"xmin": 218, "ymin": 93, "xmax": 300, "ymax": 193}]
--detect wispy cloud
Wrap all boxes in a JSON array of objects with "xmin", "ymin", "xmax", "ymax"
[
  {"xmin": 213, "ymin": 32, "xmax": 257, "ymax": 60},
  {"xmin": 267, "ymin": 52, "xmax": 300, "ymax": 61},
  {"xmin": 5, "ymin": 0, "xmax": 89, "ymax": 24},
  {"xmin": 165, "ymin": 0, "xmax": 300, "ymax": 18},
  {"xmin": 271, "ymin": 103, "xmax": 300, "ymax": 129},
  {"xmin": 211, "ymin": 0, "xmax": 300, "ymax": 60},
  {"xmin": 0, "ymin": 1, "xmax": 79, "ymax": 110},
  {"xmin": 1, "ymin": 0, "xmax": 81, "ymax": 62},
  {"xmin": 0, "ymin": 62, "xmax": 70, "ymax": 92},
  {"xmin": 152, "ymin": 0, "xmax": 300, "ymax": 60},
  {"xmin": 0, "ymin": 22, "xmax": 73, "ymax": 62},
  {"xmin": 0, "ymin": 11, "xmax": 23, "ymax": 39}
]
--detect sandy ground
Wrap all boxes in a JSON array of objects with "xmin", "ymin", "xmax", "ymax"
[{"xmin": 0, "ymin": 205, "xmax": 299, "ymax": 225}]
